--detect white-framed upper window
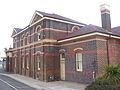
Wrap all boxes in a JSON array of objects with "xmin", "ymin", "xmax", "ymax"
[
  {"xmin": 36, "ymin": 55, "xmax": 41, "ymax": 70},
  {"xmin": 38, "ymin": 32, "xmax": 41, "ymax": 40},
  {"xmin": 22, "ymin": 56, "xmax": 25, "ymax": 68},
  {"xmin": 36, "ymin": 25, "xmax": 41, "ymax": 41},
  {"xmin": 26, "ymin": 56, "xmax": 29, "ymax": 69},
  {"xmin": 26, "ymin": 33, "xmax": 29, "ymax": 44},
  {"xmin": 76, "ymin": 53, "xmax": 83, "ymax": 71}
]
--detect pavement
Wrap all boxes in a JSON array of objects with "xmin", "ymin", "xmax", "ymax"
[
  {"xmin": 0, "ymin": 69, "xmax": 87, "ymax": 90},
  {"xmin": 0, "ymin": 74, "xmax": 36, "ymax": 90}
]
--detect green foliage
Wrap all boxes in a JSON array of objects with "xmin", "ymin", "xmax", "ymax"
[
  {"xmin": 85, "ymin": 84, "xmax": 120, "ymax": 90},
  {"xmin": 102, "ymin": 65, "xmax": 120, "ymax": 84},
  {"xmin": 85, "ymin": 65, "xmax": 120, "ymax": 90}
]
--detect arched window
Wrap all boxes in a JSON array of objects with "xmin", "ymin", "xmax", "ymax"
[
  {"xmin": 14, "ymin": 37, "xmax": 17, "ymax": 48},
  {"xmin": 59, "ymin": 49, "xmax": 66, "ymax": 61},
  {"xmin": 60, "ymin": 53, "xmax": 65, "ymax": 61},
  {"xmin": 36, "ymin": 25, "xmax": 41, "ymax": 40},
  {"xmin": 25, "ymin": 32, "xmax": 29, "ymax": 45},
  {"xmin": 36, "ymin": 25, "xmax": 41, "ymax": 32},
  {"xmin": 35, "ymin": 51, "xmax": 42, "ymax": 70},
  {"xmin": 14, "ymin": 57, "xmax": 17, "ymax": 68},
  {"xmin": 21, "ymin": 34, "xmax": 24, "ymax": 46},
  {"xmin": 22, "ymin": 56, "xmax": 25, "ymax": 68},
  {"xmin": 26, "ymin": 55, "xmax": 29, "ymax": 69}
]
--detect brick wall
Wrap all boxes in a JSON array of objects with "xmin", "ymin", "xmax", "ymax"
[
  {"xmin": 96, "ymin": 40, "xmax": 108, "ymax": 77},
  {"xmin": 59, "ymin": 40, "xmax": 97, "ymax": 83}
]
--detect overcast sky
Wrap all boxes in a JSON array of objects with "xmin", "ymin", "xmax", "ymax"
[{"xmin": 0, "ymin": 0, "xmax": 120, "ymax": 57}]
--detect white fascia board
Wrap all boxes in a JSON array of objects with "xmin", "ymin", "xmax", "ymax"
[
  {"xmin": 58, "ymin": 32, "xmax": 109, "ymax": 43},
  {"xmin": 111, "ymin": 35, "xmax": 120, "ymax": 39},
  {"xmin": 29, "ymin": 11, "xmax": 43, "ymax": 25},
  {"xmin": 44, "ymin": 17, "xmax": 85, "ymax": 26}
]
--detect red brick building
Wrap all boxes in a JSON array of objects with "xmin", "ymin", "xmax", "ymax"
[{"xmin": 6, "ymin": 4, "xmax": 120, "ymax": 83}]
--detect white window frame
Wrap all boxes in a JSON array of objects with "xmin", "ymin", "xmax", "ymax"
[
  {"xmin": 26, "ymin": 56, "xmax": 29, "ymax": 69},
  {"xmin": 38, "ymin": 32, "xmax": 41, "ymax": 40},
  {"xmin": 22, "ymin": 57, "xmax": 25, "ymax": 68},
  {"xmin": 37, "ymin": 55, "xmax": 41, "ymax": 70},
  {"xmin": 15, "ymin": 58, "xmax": 17, "ymax": 68},
  {"xmin": 60, "ymin": 53, "xmax": 65, "ymax": 61},
  {"xmin": 76, "ymin": 53, "xmax": 83, "ymax": 71}
]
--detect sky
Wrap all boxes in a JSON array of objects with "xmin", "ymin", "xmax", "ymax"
[{"xmin": 0, "ymin": 0, "xmax": 120, "ymax": 57}]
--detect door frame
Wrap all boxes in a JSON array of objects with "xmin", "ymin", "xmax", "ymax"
[{"xmin": 60, "ymin": 53, "xmax": 65, "ymax": 80}]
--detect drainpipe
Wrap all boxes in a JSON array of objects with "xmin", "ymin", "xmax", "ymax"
[{"xmin": 106, "ymin": 35, "xmax": 111, "ymax": 66}]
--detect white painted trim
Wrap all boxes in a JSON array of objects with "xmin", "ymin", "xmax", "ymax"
[
  {"xmin": 13, "ymin": 28, "xmax": 17, "ymax": 33},
  {"xmin": 59, "ymin": 49, "xmax": 66, "ymax": 52},
  {"xmin": 44, "ymin": 17, "xmax": 85, "ymax": 26},
  {"xmin": 71, "ymin": 26, "xmax": 80, "ymax": 32},
  {"xmin": 36, "ymin": 12, "xmax": 43, "ymax": 17},
  {"xmin": 12, "ymin": 16, "xmax": 85, "ymax": 37},
  {"xmin": 35, "ymin": 51, "xmax": 44, "ymax": 55},
  {"xmin": 12, "ymin": 18, "xmax": 44, "ymax": 37},
  {"xmin": 111, "ymin": 35, "xmax": 120, "ymax": 39},
  {"xmin": 9, "ymin": 39, "xmax": 57, "ymax": 51},
  {"xmin": 101, "ymin": 11, "xmax": 110, "ymax": 14},
  {"xmin": 29, "ymin": 11, "xmax": 43, "ymax": 25},
  {"xmin": 58, "ymin": 32, "xmax": 109, "ymax": 43},
  {"xmin": 60, "ymin": 38, "xmax": 107, "ymax": 46},
  {"xmin": 35, "ymin": 25, "xmax": 41, "ymax": 32},
  {"xmin": 74, "ymin": 48, "xmax": 83, "ymax": 51}
]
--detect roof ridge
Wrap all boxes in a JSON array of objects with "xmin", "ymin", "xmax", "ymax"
[{"xmin": 36, "ymin": 10, "xmax": 86, "ymax": 25}]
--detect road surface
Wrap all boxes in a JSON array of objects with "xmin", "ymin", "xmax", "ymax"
[{"xmin": 0, "ymin": 74, "xmax": 37, "ymax": 90}]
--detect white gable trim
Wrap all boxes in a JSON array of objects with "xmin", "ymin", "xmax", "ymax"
[
  {"xmin": 44, "ymin": 17, "xmax": 85, "ymax": 26},
  {"xmin": 29, "ymin": 11, "xmax": 43, "ymax": 25},
  {"xmin": 12, "ymin": 16, "xmax": 85, "ymax": 37},
  {"xmin": 13, "ymin": 28, "xmax": 17, "ymax": 33}
]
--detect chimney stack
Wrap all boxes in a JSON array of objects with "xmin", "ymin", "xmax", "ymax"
[{"xmin": 100, "ymin": 4, "xmax": 111, "ymax": 31}]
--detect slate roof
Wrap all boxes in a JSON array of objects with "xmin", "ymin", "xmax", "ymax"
[
  {"xmin": 112, "ymin": 26, "xmax": 120, "ymax": 35},
  {"xmin": 12, "ymin": 28, "xmax": 22, "ymax": 36},
  {"xmin": 12, "ymin": 11, "xmax": 86, "ymax": 37},
  {"xmin": 58, "ymin": 24, "xmax": 120, "ymax": 40},
  {"xmin": 14, "ymin": 28, "xmax": 22, "ymax": 33},
  {"xmin": 36, "ymin": 11, "xmax": 86, "ymax": 25},
  {"xmin": 12, "ymin": 11, "xmax": 120, "ymax": 39}
]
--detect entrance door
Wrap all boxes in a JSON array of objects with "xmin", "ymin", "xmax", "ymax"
[{"xmin": 60, "ymin": 53, "xmax": 65, "ymax": 80}]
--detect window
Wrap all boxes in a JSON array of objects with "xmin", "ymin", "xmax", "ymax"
[
  {"xmin": 38, "ymin": 32, "xmax": 41, "ymax": 40},
  {"xmin": 36, "ymin": 25, "xmax": 41, "ymax": 41},
  {"xmin": 22, "ymin": 57, "xmax": 25, "ymax": 68},
  {"xmin": 14, "ymin": 37, "xmax": 17, "ymax": 48},
  {"xmin": 60, "ymin": 53, "xmax": 65, "ymax": 61},
  {"xmin": 26, "ymin": 56, "xmax": 29, "ymax": 69},
  {"xmin": 14, "ymin": 58, "xmax": 17, "ymax": 68},
  {"xmin": 36, "ymin": 55, "xmax": 41, "ymax": 70},
  {"xmin": 26, "ymin": 33, "xmax": 29, "ymax": 44},
  {"xmin": 21, "ymin": 34, "xmax": 24, "ymax": 46},
  {"xmin": 76, "ymin": 53, "xmax": 83, "ymax": 71}
]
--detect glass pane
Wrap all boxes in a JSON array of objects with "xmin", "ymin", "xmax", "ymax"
[{"xmin": 76, "ymin": 53, "xmax": 83, "ymax": 71}]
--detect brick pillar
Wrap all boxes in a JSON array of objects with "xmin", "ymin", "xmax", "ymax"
[{"xmin": 96, "ymin": 40, "xmax": 108, "ymax": 77}]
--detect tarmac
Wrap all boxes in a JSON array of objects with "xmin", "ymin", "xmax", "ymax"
[{"xmin": 0, "ymin": 70, "xmax": 87, "ymax": 90}]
